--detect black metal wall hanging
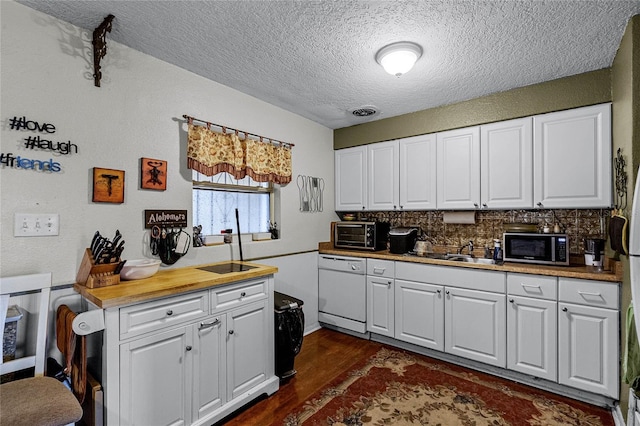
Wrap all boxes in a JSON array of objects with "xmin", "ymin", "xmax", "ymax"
[{"xmin": 93, "ymin": 14, "xmax": 115, "ymax": 87}]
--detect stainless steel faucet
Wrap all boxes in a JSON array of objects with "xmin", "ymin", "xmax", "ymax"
[{"xmin": 458, "ymin": 240, "xmax": 474, "ymax": 255}]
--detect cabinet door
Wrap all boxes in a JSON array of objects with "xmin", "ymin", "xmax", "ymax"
[
  {"xmin": 227, "ymin": 300, "xmax": 268, "ymax": 400},
  {"xmin": 366, "ymin": 276, "xmax": 394, "ymax": 337},
  {"xmin": 558, "ymin": 302, "xmax": 618, "ymax": 398},
  {"xmin": 192, "ymin": 316, "xmax": 226, "ymax": 421},
  {"xmin": 368, "ymin": 141, "xmax": 399, "ymax": 210},
  {"xmin": 445, "ymin": 287, "xmax": 506, "ymax": 367},
  {"xmin": 120, "ymin": 327, "xmax": 189, "ymax": 426},
  {"xmin": 533, "ymin": 103, "xmax": 612, "ymax": 208},
  {"xmin": 335, "ymin": 146, "xmax": 367, "ymax": 211},
  {"xmin": 399, "ymin": 134, "xmax": 437, "ymax": 210},
  {"xmin": 437, "ymin": 126, "xmax": 480, "ymax": 209},
  {"xmin": 507, "ymin": 295, "xmax": 557, "ymax": 381},
  {"xmin": 395, "ymin": 279, "xmax": 444, "ymax": 351},
  {"xmin": 481, "ymin": 118, "xmax": 533, "ymax": 209}
]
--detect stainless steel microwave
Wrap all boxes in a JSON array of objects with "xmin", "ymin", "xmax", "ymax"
[
  {"xmin": 334, "ymin": 221, "xmax": 389, "ymax": 251},
  {"xmin": 503, "ymin": 232, "xmax": 569, "ymax": 266}
]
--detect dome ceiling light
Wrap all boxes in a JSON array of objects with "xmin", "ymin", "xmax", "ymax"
[{"xmin": 375, "ymin": 41, "xmax": 423, "ymax": 77}]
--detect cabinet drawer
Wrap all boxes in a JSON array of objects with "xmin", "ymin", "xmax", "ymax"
[
  {"xmin": 396, "ymin": 262, "xmax": 505, "ymax": 293},
  {"xmin": 120, "ymin": 291, "xmax": 208, "ymax": 339},
  {"xmin": 211, "ymin": 279, "xmax": 268, "ymax": 313},
  {"xmin": 367, "ymin": 259, "xmax": 394, "ymax": 278},
  {"xmin": 507, "ymin": 273, "xmax": 557, "ymax": 300},
  {"xmin": 558, "ymin": 278, "xmax": 619, "ymax": 309}
]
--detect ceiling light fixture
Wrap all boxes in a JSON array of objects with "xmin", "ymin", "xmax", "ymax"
[{"xmin": 375, "ymin": 41, "xmax": 423, "ymax": 77}]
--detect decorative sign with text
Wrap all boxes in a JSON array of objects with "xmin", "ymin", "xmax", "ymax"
[
  {"xmin": 145, "ymin": 210, "xmax": 188, "ymax": 229},
  {"xmin": 1, "ymin": 115, "xmax": 80, "ymax": 173}
]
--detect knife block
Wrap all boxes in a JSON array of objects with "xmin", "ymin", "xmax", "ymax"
[{"xmin": 76, "ymin": 248, "xmax": 120, "ymax": 288}]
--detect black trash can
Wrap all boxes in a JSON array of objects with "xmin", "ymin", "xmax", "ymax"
[{"xmin": 274, "ymin": 291, "xmax": 304, "ymax": 380}]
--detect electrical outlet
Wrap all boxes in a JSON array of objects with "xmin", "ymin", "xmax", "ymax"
[{"xmin": 14, "ymin": 213, "xmax": 59, "ymax": 237}]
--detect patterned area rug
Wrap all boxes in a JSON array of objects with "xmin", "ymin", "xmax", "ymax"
[{"xmin": 284, "ymin": 347, "xmax": 614, "ymax": 425}]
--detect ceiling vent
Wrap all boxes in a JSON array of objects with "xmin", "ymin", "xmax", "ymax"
[{"xmin": 350, "ymin": 106, "xmax": 379, "ymax": 118}]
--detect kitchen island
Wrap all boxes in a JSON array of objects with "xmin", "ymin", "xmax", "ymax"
[{"xmin": 75, "ymin": 260, "xmax": 279, "ymax": 426}]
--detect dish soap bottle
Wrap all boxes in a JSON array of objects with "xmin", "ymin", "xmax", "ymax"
[{"xmin": 493, "ymin": 239, "xmax": 503, "ymax": 264}]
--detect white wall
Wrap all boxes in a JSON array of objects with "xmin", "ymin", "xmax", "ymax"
[
  {"xmin": 1, "ymin": 2, "xmax": 337, "ymax": 287},
  {"xmin": 261, "ymin": 252, "xmax": 320, "ymax": 334}
]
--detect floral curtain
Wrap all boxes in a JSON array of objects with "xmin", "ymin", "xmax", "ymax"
[{"xmin": 187, "ymin": 123, "xmax": 292, "ymax": 184}]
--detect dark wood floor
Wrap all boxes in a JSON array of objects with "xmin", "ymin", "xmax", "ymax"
[{"xmin": 219, "ymin": 327, "xmax": 382, "ymax": 425}]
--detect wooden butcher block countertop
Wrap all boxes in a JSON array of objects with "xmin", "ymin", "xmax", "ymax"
[
  {"xmin": 74, "ymin": 261, "xmax": 278, "ymax": 309},
  {"xmin": 319, "ymin": 243, "xmax": 623, "ymax": 283}
]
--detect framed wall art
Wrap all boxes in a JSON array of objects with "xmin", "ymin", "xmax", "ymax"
[
  {"xmin": 92, "ymin": 167, "xmax": 125, "ymax": 203},
  {"xmin": 140, "ymin": 157, "xmax": 167, "ymax": 191}
]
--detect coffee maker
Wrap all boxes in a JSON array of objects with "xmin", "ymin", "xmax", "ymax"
[{"xmin": 584, "ymin": 238, "xmax": 606, "ymax": 269}]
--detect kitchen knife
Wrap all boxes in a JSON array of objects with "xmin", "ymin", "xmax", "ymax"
[{"xmin": 90, "ymin": 231, "xmax": 100, "ymax": 253}]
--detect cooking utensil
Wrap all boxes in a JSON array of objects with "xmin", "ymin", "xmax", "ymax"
[{"xmin": 318, "ymin": 178, "xmax": 325, "ymax": 212}]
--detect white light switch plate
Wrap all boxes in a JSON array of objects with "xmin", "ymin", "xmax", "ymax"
[{"xmin": 14, "ymin": 213, "xmax": 59, "ymax": 237}]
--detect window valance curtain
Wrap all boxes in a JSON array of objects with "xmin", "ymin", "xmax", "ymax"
[{"xmin": 187, "ymin": 122, "xmax": 292, "ymax": 185}]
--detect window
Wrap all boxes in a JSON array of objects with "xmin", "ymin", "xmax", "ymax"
[{"xmin": 192, "ymin": 171, "xmax": 273, "ymax": 236}]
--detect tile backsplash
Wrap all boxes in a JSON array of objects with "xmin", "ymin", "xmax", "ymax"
[{"xmin": 351, "ymin": 209, "xmax": 610, "ymax": 255}]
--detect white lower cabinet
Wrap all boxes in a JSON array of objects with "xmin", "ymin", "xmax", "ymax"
[
  {"xmin": 445, "ymin": 287, "xmax": 506, "ymax": 367},
  {"xmin": 192, "ymin": 316, "xmax": 226, "ymax": 420},
  {"xmin": 367, "ymin": 276, "xmax": 394, "ymax": 337},
  {"xmin": 109, "ymin": 277, "xmax": 277, "ymax": 426},
  {"xmin": 120, "ymin": 327, "xmax": 190, "ymax": 426},
  {"xmin": 226, "ymin": 300, "xmax": 269, "ymax": 399},
  {"xmin": 364, "ymin": 262, "xmax": 620, "ymax": 401},
  {"xmin": 507, "ymin": 296, "xmax": 557, "ymax": 380},
  {"xmin": 394, "ymin": 279, "xmax": 444, "ymax": 350},
  {"xmin": 506, "ymin": 273, "xmax": 557, "ymax": 381},
  {"xmin": 558, "ymin": 278, "xmax": 619, "ymax": 399},
  {"xmin": 367, "ymin": 259, "xmax": 395, "ymax": 337}
]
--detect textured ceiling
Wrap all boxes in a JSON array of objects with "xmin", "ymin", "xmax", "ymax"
[{"xmin": 15, "ymin": 1, "xmax": 640, "ymax": 129}]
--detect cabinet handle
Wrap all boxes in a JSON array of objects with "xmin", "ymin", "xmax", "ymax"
[
  {"xmin": 578, "ymin": 290, "xmax": 603, "ymax": 298},
  {"xmin": 199, "ymin": 318, "xmax": 221, "ymax": 329},
  {"xmin": 373, "ymin": 267, "xmax": 385, "ymax": 275},
  {"xmin": 521, "ymin": 284, "xmax": 541, "ymax": 289},
  {"xmin": 437, "ymin": 289, "xmax": 441, "ymax": 294},
  {"xmin": 400, "ymin": 205, "xmax": 403, "ymax": 209},
  {"xmin": 562, "ymin": 307, "xmax": 568, "ymax": 312},
  {"xmin": 473, "ymin": 203, "xmax": 479, "ymax": 208},
  {"xmin": 229, "ymin": 330, "xmax": 234, "ymax": 335},
  {"xmin": 166, "ymin": 309, "xmax": 173, "ymax": 316},
  {"xmin": 482, "ymin": 203, "xmax": 487, "ymax": 208},
  {"xmin": 446, "ymin": 290, "xmax": 450, "ymax": 295},
  {"xmin": 509, "ymin": 298, "xmax": 514, "ymax": 303},
  {"xmin": 185, "ymin": 345, "xmax": 192, "ymax": 351},
  {"xmin": 351, "ymin": 264, "xmax": 357, "ymax": 271},
  {"xmin": 362, "ymin": 206, "xmax": 365, "ymax": 210},
  {"xmin": 537, "ymin": 202, "xmax": 543, "ymax": 207},
  {"xmin": 394, "ymin": 205, "xmax": 397, "ymax": 210},
  {"xmin": 387, "ymin": 281, "xmax": 392, "ymax": 288},
  {"xmin": 240, "ymin": 291, "xmax": 247, "ymax": 297}
]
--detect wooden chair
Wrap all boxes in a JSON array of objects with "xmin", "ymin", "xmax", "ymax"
[{"xmin": 0, "ymin": 273, "xmax": 83, "ymax": 426}]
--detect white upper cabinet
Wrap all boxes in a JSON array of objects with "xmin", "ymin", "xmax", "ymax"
[
  {"xmin": 533, "ymin": 103, "xmax": 612, "ymax": 208},
  {"xmin": 437, "ymin": 126, "xmax": 481, "ymax": 209},
  {"xmin": 368, "ymin": 141, "xmax": 399, "ymax": 210},
  {"xmin": 481, "ymin": 118, "xmax": 533, "ymax": 209},
  {"xmin": 335, "ymin": 146, "xmax": 367, "ymax": 211},
  {"xmin": 399, "ymin": 134, "xmax": 437, "ymax": 210}
]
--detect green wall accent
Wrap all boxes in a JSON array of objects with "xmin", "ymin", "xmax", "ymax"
[
  {"xmin": 611, "ymin": 13, "xmax": 640, "ymax": 418},
  {"xmin": 334, "ymin": 69, "xmax": 612, "ymax": 149}
]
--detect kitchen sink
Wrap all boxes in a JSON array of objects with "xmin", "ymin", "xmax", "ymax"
[
  {"xmin": 407, "ymin": 252, "xmax": 495, "ymax": 265},
  {"xmin": 452, "ymin": 257, "xmax": 496, "ymax": 265}
]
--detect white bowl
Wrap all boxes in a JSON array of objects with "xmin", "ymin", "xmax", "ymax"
[{"xmin": 120, "ymin": 259, "xmax": 161, "ymax": 280}]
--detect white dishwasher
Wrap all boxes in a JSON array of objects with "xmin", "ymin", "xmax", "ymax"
[{"xmin": 318, "ymin": 254, "xmax": 367, "ymax": 334}]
